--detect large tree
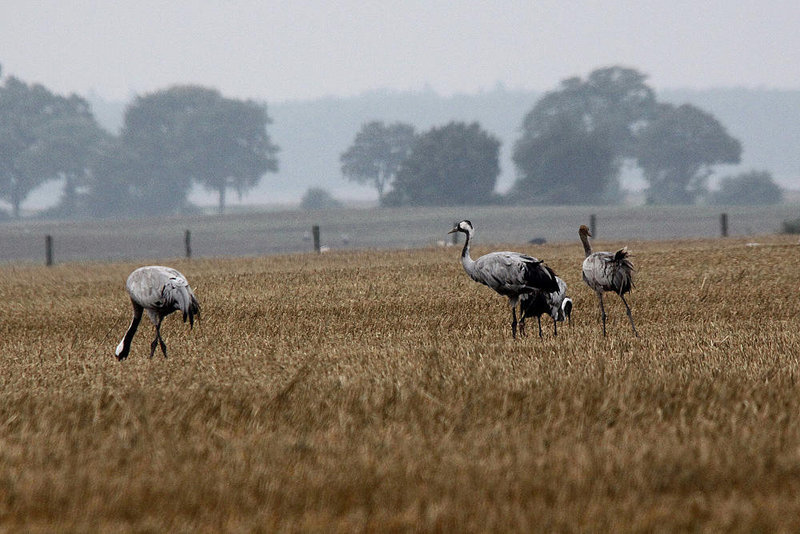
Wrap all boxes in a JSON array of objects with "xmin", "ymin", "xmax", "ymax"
[
  {"xmin": 510, "ymin": 116, "xmax": 616, "ymax": 204},
  {"xmin": 177, "ymin": 94, "xmax": 279, "ymax": 214},
  {"xmin": 0, "ymin": 76, "xmax": 102, "ymax": 217},
  {"xmin": 84, "ymin": 135, "xmax": 143, "ymax": 218},
  {"xmin": 340, "ymin": 121, "xmax": 415, "ymax": 203},
  {"xmin": 120, "ymin": 85, "xmax": 279, "ymax": 215},
  {"xmin": 389, "ymin": 121, "xmax": 500, "ymax": 206},
  {"xmin": 636, "ymin": 103, "xmax": 741, "ymax": 204},
  {"xmin": 118, "ymin": 87, "xmax": 202, "ymax": 215},
  {"xmin": 512, "ymin": 66, "xmax": 658, "ymax": 204},
  {"xmin": 29, "ymin": 114, "xmax": 106, "ymax": 216}
]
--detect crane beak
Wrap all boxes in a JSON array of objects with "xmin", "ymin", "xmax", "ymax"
[{"xmin": 447, "ymin": 228, "xmax": 458, "ymax": 234}]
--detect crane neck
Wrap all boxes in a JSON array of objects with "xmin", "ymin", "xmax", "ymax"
[
  {"xmin": 580, "ymin": 233, "xmax": 593, "ymax": 258},
  {"xmin": 115, "ymin": 312, "xmax": 141, "ymax": 359},
  {"xmin": 460, "ymin": 230, "xmax": 475, "ymax": 272}
]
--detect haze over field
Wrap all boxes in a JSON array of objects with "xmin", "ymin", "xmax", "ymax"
[
  {"xmin": 2, "ymin": 2, "xmax": 798, "ymax": 101},
  {"xmin": 2, "ymin": 2, "xmax": 799, "ymax": 209},
  {"xmin": 18, "ymin": 87, "xmax": 799, "ymax": 211}
]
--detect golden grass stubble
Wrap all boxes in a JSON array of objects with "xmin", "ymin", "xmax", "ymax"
[{"xmin": 1, "ymin": 237, "xmax": 800, "ymax": 531}]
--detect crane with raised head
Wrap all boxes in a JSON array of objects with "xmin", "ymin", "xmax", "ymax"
[
  {"xmin": 578, "ymin": 225, "xmax": 637, "ymax": 337},
  {"xmin": 449, "ymin": 220, "xmax": 559, "ymax": 338}
]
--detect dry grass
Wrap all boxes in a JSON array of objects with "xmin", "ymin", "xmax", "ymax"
[{"xmin": 1, "ymin": 234, "xmax": 800, "ymax": 532}]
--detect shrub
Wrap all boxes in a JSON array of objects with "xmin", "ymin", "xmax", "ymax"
[
  {"xmin": 782, "ymin": 217, "xmax": 800, "ymax": 234},
  {"xmin": 300, "ymin": 187, "xmax": 342, "ymax": 210},
  {"xmin": 709, "ymin": 170, "xmax": 783, "ymax": 205}
]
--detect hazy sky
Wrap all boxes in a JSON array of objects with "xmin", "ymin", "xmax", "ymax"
[{"xmin": 2, "ymin": 1, "xmax": 798, "ymax": 103}]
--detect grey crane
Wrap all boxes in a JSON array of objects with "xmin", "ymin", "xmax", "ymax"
[
  {"xmin": 519, "ymin": 276, "xmax": 573, "ymax": 338},
  {"xmin": 115, "ymin": 265, "xmax": 200, "ymax": 361},
  {"xmin": 578, "ymin": 225, "xmax": 637, "ymax": 337},
  {"xmin": 449, "ymin": 220, "xmax": 559, "ymax": 338}
]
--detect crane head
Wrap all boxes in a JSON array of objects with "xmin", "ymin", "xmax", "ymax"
[
  {"xmin": 448, "ymin": 220, "xmax": 473, "ymax": 235},
  {"xmin": 115, "ymin": 339, "xmax": 130, "ymax": 361},
  {"xmin": 561, "ymin": 297, "xmax": 573, "ymax": 324},
  {"xmin": 578, "ymin": 225, "xmax": 592, "ymax": 238}
]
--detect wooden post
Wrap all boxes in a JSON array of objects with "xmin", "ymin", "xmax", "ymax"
[
  {"xmin": 589, "ymin": 214, "xmax": 597, "ymax": 237},
  {"xmin": 45, "ymin": 235, "xmax": 53, "ymax": 266},
  {"xmin": 312, "ymin": 225, "xmax": 320, "ymax": 253},
  {"xmin": 720, "ymin": 213, "xmax": 728, "ymax": 238},
  {"xmin": 452, "ymin": 221, "xmax": 459, "ymax": 245},
  {"xmin": 185, "ymin": 229, "xmax": 192, "ymax": 259}
]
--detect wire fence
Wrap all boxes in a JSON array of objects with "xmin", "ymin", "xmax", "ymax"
[{"xmin": 1, "ymin": 204, "xmax": 798, "ymax": 265}]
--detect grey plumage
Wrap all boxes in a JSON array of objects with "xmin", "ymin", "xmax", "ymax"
[
  {"xmin": 115, "ymin": 266, "xmax": 200, "ymax": 361},
  {"xmin": 520, "ymin": 276, "xmax": 573, "ymax": 338},
  {"xmin": 449, "ymin": 220, "xmax": 559, "ymax": 338},
  {"xmin": 578, "ymin": 225, "xmax": 637, "ymax": 336}
]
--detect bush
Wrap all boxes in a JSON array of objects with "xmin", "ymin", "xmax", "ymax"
[
  {"xmin": 709, "ymin": 170, "xmax": 783, "ymax": 205},
  {"xmin": 300, "ymin": 187, "xmax": 342, "ymax": 210},
  {"xmin": 379, "ymin": 188, "xmax": 406, "ymax": 207},
  {"xmin": 782, "ymin": 217, "xmax": 800, "ymax": 234}
]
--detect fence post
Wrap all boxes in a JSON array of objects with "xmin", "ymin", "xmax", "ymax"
[
  {"xmin": 589, "ymin": 214, "xmax": 597, "ymax": 237},
  {"xmin": 452, "ymin": 221, "xmax": 459, "ymax": 245},
  {"xmin": 45, "ymin": 235, "xmax": 53, "ymax": 266},
  {"xmin": 185, "ymin": 229, "xmax": 192, "ymax": 259},
  {"xmin": 720, "ymin": 213, "xmax": 728, "ymax": 238},
  {"xmin": 312, "ymin": 225, "xmax": 320, "ymax": 253}
]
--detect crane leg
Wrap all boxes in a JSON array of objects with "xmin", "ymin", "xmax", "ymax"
[
  {"xmin": 150, "ymin": 321, "xmax": 168, "ymax": 358},
  {"xmin": 620, "ymin": 294, "xmax": 638, "ymax": 337},
  {"xmin": 537, "ymin": 316, "xmax": 543, "ymax": 338},
  {"xmin": 597, "ymin": 293, "xmax": 607, "ymax": 337},
  {"xmin": 552, "ymin": 316, "xmax": 558, "ymax": 337},
  {"xmin": 511, "ymin": 307, "xmax": 518, "ymax": 339},
  {"xmin": 149, "ymin": 334, "xmax": 159, "ymax": 358},
  {"xmin": 157, "ymin": 322, "xmax": 168, "ymax": 358}
]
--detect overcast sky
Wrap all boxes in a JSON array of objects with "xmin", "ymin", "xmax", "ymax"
[{"xmin": 1, "ymin": 1, "xmax": 798, "ymax": 103}]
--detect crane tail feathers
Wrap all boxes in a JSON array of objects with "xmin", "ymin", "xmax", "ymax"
[
  {"xmin": 614, "ymin": 270, "xmax": 633, "ymax": 295},
  {"xmin": 188, "ymin": 296, "xmax": 200, "ymax": 329},
  {"xmin": 613, "ymin": 247, "xmax": 631, "ymax": 263},
  {"xmin": 174, "ymin": 285, "xmax": 200, "ymax": 329},
  {"xmin": 537, "ymin": 264, "xmax": 560, "ymax": 293},
  {"xmin": 612, "ymin": 248, "xmax": 635, "ymax": 294}
]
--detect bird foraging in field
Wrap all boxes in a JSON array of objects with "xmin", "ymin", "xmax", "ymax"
[
  {"xmin": 578, "ymin": 225, "xmax": 637, "ymax": 337},
  {"xmin": 449, "ymin": 220, "xmax": 559, "ymax": 338},
  {"xmin": 115, "ymin": 266, "xmax": 200, "ymax": 361},
  {"xmin": 519, "ymin": 276, "xmax": 572, "ymax": 338}
]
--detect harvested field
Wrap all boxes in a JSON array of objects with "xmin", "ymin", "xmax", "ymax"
[{"xmin": 1, "ymin": 234, "xmax": 799, "ymax": 531}]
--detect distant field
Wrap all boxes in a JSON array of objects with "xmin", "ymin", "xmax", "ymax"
[
  {"xmin": 1, "ymin": 234, "xmax": 800, "ymax": 531},
  {"xmin": 0, "ymin": 203, "xmax": 798, "ymax": 264}
]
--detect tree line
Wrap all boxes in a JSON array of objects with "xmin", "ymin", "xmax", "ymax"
[
  {"xmin": 0, "ymin": 64, "xmax": 784, "ymax": 219},
  {"xmin": 0, "ymin": 64, "xmax": 278, "ymax": 219},
  {"xmin": 340, "ymin": 66, "xmax": 783, "ymax": 207}
]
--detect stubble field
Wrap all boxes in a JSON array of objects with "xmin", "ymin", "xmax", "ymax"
[{"xmin": 1, "ymin": 233, "xmax": 800, "ymax": 532}]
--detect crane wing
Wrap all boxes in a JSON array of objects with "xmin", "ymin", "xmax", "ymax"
[{"xmin": 473, "ymin": 252, "xmax": 558, "ymax": 294}]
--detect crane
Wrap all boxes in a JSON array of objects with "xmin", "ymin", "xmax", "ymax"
[
  {"xmin": 449, "ymin": 220, "xmax": 559, "ymax": 338},
  {"xmin": 115, "ymin": 266, "xmax": 200, "ymax": 360},
  {"xmin": 578, "ymin": 225, "xmax": 637, "ymax": 336}
]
